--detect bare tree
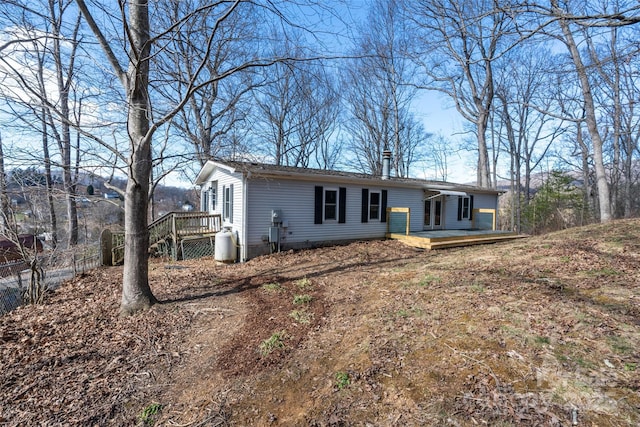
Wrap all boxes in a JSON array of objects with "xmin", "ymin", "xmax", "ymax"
[
  {"xmin": 407, "ymin": 0, "xmax": 516, "ymax": 188},
  {"xmin": 0, "ymin": 0, "xmax": 84, "ymax": 246},
  {"xmin": 76, "ymin": 0, "xmax": 329, "ymax": 314},
  {"xmin": 342, "ymin": 55, "xmax": 390, "ymax": 175},
  {"xmin": 254, "ymin": 45, "xmax": 341, "ymax": 168},
  {"xmin": 552, "ymin": 0, "xmax": 612, "ymax": 222},
  {"xmin": 584, "ymin": 21, "xmax": 640, "ymax": 218},
  {"xmin": 0, "ymin": 171, "xmax": 48, "ymax": 305},
  {"xmin": 0, "ymin": 134, "xmax": 10, "ymax": 233},
  {"xmin": 503, "ymin": 0, "xmax": 640, "ymax": 222},
  {"xmin": 493, "ymin": 46, "xmax": 564, "ymax": 232},
  {"xmin": 156, "ymin": 0, "xmax": 258, "ymax": 168},
  {"xmin": 253, "ymin": 53, "xmax": 306, "ymax": 166},
  {"xmin": 290, "ymin": 63, "xmax": 341, "ymax": 168},
  {"xmin": 343, "ymin": 0, "xmax": 425, "ymax": 177},
  {"xmin": 425, "ymin": 133, "xmax": 451, "ymax": 181}
]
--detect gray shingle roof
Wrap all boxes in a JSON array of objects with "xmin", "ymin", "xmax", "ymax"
[{"xmin": 199, "ymin": 159, "xmax": 499, "ymax": 194}]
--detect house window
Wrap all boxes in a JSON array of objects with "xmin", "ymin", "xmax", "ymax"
[
  {"xmin": 369, "ymin": 191, "xmax": 381, "ymax": 220},
  {"xmin": 210, "ymin": 182, "xmax": 217, "ymax": 211},
  {"xmin": 324, "ymin": 189, "xmax": 338, "ymax": 221},
  {"xmin": 314, "ymin": 186, "xmax": 346, "ymax": 224},
  {"xmin": 461, "ymin": 197, "xmax": 470, "ymax": 219},
  {"xmin": 361, "ymin": 189, "xmax": 387, "ymax": 223},
  {"xmin": 201, "ymin": 188, "xmax": 209, "ymax": 212},
  {"xmin": 223, "ymin": 184, "xmax": 233, "ymax": 223},
  {"xmin": 457, "ymin": 195, "xmax": 473, "ymax": 221}
]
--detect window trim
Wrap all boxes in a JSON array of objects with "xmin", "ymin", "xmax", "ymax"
[
  {"xmin": 462, "ymin": 196, "xmax": 470, "ymax": 219},
  {"xmin": 315, "ymin": 186, "xmax": 346, "ymax": 224},
  {"xmin": 362, "ymin": 188, "xmax": 387, "ymax": 223},
  {"xmin": 457, "ymin": 195, "xmax": 474, "ymax": 221},
  {"xmin": 201, "ymin": 187, "xmax": 209, "ymax": 212},
  {"xmin": 323, "ymin": 188, "xmax": 338, "ymax": 222},
  {"xmin": 223, "ymin": 184, "xmax": 233, "ymax": 223},
  {"xmin": 210, "ymin": 181, "xmax": 217, "ymax": 211},
  {"xmin": 369, "ymin": 191, "xmax": 381, "ymax": 221}
]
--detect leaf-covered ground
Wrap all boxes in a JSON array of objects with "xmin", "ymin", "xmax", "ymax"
[{"xmin": 1, "ymin": 219, "xmax": 639, "ymax": 426}]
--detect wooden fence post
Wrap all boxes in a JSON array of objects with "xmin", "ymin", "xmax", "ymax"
[{"xmin": 100, "ymin": 229, "xmax": 112, "ymax": 266}]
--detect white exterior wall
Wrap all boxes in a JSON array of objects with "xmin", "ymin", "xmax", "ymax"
[
  {"xmin": 391, "ymin": 187, "xmax": 425, "ymax": 232},
  {"xmin": 200, "ymin": 167, "xmax": 245, "ymax": 239},
  {"xmin": 198, "ymin": 162, "xmax": 500, "ymax": 260},
  {"xmin": 442, "ymin": 192, "xmax": 498, "ymax": 230},
  {"xmin": 244, "ymin": 178, "xmax": 426, "ymax": 258}
]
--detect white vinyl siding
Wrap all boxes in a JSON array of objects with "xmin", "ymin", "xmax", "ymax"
[
  {"xmin": 204, "ymin": 168, "xmax": 243, "ymax": 231},
  {"xmin": 195, "ymin": 160, "xmax": 500, "ymax": 261},
  {"xmin": 443, "ymin": 192, "xmax": 497, "ymax": 230},
  {"xmin": 245, "ymin": 179, "xmax": 424, "ymax": 248}
]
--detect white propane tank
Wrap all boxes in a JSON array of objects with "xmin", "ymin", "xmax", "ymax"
[{"xmin": 215, "ymin": 228, "xmax": 237, "ymax": 263}]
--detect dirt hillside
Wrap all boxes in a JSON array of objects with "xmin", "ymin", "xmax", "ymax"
[{"xmin": 1, "ymin": 220, "xmax": 639, "ymax": 426}]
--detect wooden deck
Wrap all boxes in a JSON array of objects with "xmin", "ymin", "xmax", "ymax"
[
  {"xmin": 103, "ymin": 212, "xmax": 222, "ymax": 265},
  {"xmin": 386, "ymin": 229, "xmax": 526, "ymax": 250}
]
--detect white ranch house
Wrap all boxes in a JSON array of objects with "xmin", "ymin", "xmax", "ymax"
[{"xmin": 194, "ymin": 159, "xmax": 502, "ymax": 261}]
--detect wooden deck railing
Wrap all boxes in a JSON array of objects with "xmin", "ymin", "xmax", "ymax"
[{"xmin": 107, "ymin": 212, "xmax": 222, "ymax": 265}]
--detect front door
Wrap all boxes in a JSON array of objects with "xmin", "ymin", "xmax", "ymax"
[{"xmin": 424, "ymin": 197, "xmax": 444, "ymax": 229}]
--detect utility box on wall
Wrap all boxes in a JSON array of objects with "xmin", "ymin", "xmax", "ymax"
[{"xmin": 268, "ymin": 226, "xmax": 279, "ymax": 243}]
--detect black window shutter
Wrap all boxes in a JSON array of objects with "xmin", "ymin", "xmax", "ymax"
[
  {"xmin": 314, "ymin": 186, "xmax": 323, "ymax": 224},
  {"xmin": 457, "ymin": 196, "xmax": 463, "ymax": 221},
  {"xmin": 339, "ymin": 187, "xmax": 346, "ymax": 223},
  {"xmin": 469, "ymin": 195, "xmax": 474, "ymax": 221},
  {"xmin": 361, "ymin": 189, "xmax": 369, "ymax": 223},
  {"xmin": 381, "ymin": 190, "xmax": 388, "ymax": 222}
]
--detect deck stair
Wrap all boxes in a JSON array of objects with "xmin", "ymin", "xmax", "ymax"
[{"xmin": 104, "ymin": 212, "xmax": 222, "ymax": 265}]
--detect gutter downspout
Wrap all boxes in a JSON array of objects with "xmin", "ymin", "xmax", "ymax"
[{"xmin": 241, "ymin": 172, "xmax": 249, "ymax": 261}]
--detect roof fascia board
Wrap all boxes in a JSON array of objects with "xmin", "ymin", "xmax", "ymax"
[
  {"xmin": 247, "ymin": 170, "xmax": 422, "ymax": 188},
  {"xmin": 194, "ymin": 160, "xmax": 238, "ymax": 185},
  {"xmin": 248, "ymin": 170, "xmax": 499, "ymax": 193}
]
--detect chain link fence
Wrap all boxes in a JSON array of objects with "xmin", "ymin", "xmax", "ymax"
[{"xmin": 0, "ymin": 245, "xmax": 101, "ymax": 316}]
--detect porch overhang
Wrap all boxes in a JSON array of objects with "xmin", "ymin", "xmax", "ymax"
[{"xmin": 423, "ymin": 189, "xmax": 468, "ymax": 200}]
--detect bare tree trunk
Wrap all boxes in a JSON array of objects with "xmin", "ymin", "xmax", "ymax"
[
  {"xmin": 0, "ymin": 134, "xmax": 9, "ymax": 233},
  {"xmin": 33, "ymin": 35, "xmax": 59, "ymax": 247},
  {"xmin": 554, "ymin": 1, "xmax": 611, "ymax": 222},
  {"xmin": 41, "ymin": 109, "xmax": 58, "ymax": 248},
  {"xmin": 477, "ymin": 110, "xmax": 492, "ymax": 188},
  {"xmin": 498, "ymin": 93, "xmax": 520, "ymax": 233},
  {"xmin": 119, "ymin": 0, "xmax": 158, "ymax": 315},
  {"xmin": 576, "ymin": 121, "xmax": 592, "ymax": 224},
  {"xmin": 50, "ymin": 2, "xmax": 80, "ymax": 246},
  {"xmin": 623, "ymin": 146, "xmax": 633, "ymax": 218},
  {"xmin": 599, "ymin": 26, "xmax": 622, "ymax": 218}
]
